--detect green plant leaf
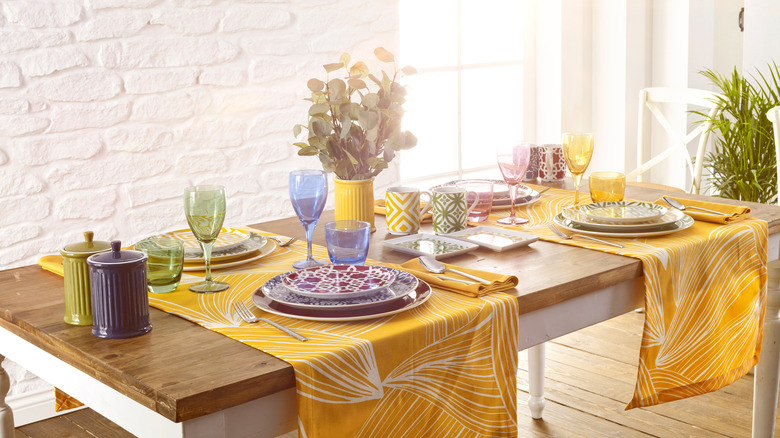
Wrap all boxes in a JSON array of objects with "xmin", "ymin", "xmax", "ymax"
[
  {"xmin": 311, "ymin": 118, "xmax": 331, "ymax": 137},
  {"xmin": 308, "ymin": 103, "xmax": 330, "ymax": 116},
  {"xmin": 293, "ymin": 124, "xmax": 304, "ymax": 137},
  {"xmin": 328, "ymin": 79, "xmax": 347, "ymax": 96},
  {"xmin": 324, "ymin": 63, "xmax": 343, "ymax": 73},
  {"xmin": 307, "ymin": 78, "xmax": 324, "ymax": 92},
  {"xmin": 358, "ymin": 110, "xmax": 378, "ymax": 131},
  {"xmin": 401, "ymin": 65, "xmax": 417, "ymax": 75},
  {"xmin": 362, "ymin": 93, "xmax": 380, "ymax": 108},
  {"xmin": 297, "ymin": 146, "xmax": 319, "ymax": 156},
  {"xmin": 348, "ymin": 78, "xmax": 367, "ymax": 90},
  {"xmin": 293, "ymin": 142, "xmax": 309, "ymax": 148},
  {"xmin": 349, "ymin": 61, "xmax": 369, "ymax": 78},
  {"xmin": 374, "ymin": 47, "xmax": 394, "ymax": 63},
  {"xmin": 339, "ymin": 53, "xmax": 351, "ymax": 68}
]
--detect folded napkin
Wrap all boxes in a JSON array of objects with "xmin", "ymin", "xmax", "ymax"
[
  {"xmin": 656, "ymin": 196, "xmax": 750, "ymax": 224},
  {"xmin": 393, "ymin": 259, "xmax": 518, "ymax": 298},
  {"xmin": 373, "ymin": 199, "xmax": 433, "ymax": 222},
  {"xmin": 39, "ymin": 254, "xmax": 64, "ymax": 276}
]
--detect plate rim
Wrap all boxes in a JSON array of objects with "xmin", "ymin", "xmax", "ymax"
[
  {"xmin": 181, "ymin": 238, "xmax": 276, "ymax": 271},
  {"xmin": 553, "ymin": 213, "xmax": 694, "ymax": 238},
  {"xmin": 578, "ymin": 201, "xmax": 668, "ymax": 224},
  {"xmin": 561, "ymin": 207, "xmax": 685, "ymax": 231},
  {"xmin": 252, "ymin": 279, "xmax": 432, "ymax": 322}
]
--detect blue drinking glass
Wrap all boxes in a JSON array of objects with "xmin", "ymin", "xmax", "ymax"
[
  {"xmin": 324, "ymin": 221, "xmax": 370, "ymax": 265},
  {"xmin": 289, "ymin": 170, "xmax": 328, "ymax": 269}
]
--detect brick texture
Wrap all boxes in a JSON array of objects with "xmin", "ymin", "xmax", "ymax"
[{"xmin": 0, "ymin": 0, "xmax": 401, "ymax": 398}]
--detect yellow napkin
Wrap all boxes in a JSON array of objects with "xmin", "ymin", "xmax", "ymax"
[
  {"xmin": 373, "ymin": 199, "xmax": 433, "ymax": 222},
  {"xmin": 39, "ymin": 254, "xmax": 64, "ymax": 276},
  {"xmin": 394, "ymin": 259, "xmax": 518, "ymax": 298},
  {"xmin": 657, "ymin": 196, "xmax": 750, "ymax": 224}
]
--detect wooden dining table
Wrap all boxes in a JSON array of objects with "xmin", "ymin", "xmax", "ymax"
[{"xmin": 1, "ymin": 184, "xmax": 780, "ymax": 438}]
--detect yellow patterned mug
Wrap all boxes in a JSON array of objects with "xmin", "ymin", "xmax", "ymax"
[{"xmin": 385, "ymin": 187, "xmax": 432, "ymax": 235}]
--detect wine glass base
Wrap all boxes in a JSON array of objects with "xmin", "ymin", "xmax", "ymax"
[
  {"xmin": 292, "ymin": 259, "xmax": 328, "ymax": 270},
  {"xmin": 497, "ymin": 217, "xmax": 529, "ymax": 225},
  {"xmin": 189, "ymin": 280, "xmax": 230, "ymax": 293}
]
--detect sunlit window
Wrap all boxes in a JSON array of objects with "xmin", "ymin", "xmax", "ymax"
[{"xmin": 399, "ymin": 0, "xmax": 527, "ymax": 186}]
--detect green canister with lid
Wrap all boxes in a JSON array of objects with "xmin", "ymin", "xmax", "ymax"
[{"xmin": 60, "ymin": 231, "xmax": 110, "ymax": 325}]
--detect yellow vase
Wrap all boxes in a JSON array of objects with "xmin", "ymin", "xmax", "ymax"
[{"xmin": 333, "ymin": 178, "xmax": 376, "ymax": 232}]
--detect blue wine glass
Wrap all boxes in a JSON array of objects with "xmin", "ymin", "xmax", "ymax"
[{"xmin": 289, "ymin": 170, "xmax": 328, "ymax": 269}]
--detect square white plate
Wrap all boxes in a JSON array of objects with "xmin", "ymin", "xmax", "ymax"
[
  {"xmin": 445, "ymin": 226, "xmax": 540, "ymax": 252},
  {"xmin": 383, "ymin": 233, "xmax": 479, "ymax": 259}
]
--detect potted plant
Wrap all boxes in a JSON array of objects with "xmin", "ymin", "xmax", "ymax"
[
  {"xmin": 294, "ymin": 47, "xmax": 417, "ymax": 231},
  {"xmin": 698, "ymin": 63, "xmax": 780, "ymax": 204}
]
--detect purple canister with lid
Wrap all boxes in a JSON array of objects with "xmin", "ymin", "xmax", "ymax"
[{"xmin": 87, "ymin": 240, "xmax": 152, "ymax": 339}]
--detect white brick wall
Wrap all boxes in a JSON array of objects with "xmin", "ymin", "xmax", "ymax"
[{"xmin": 1, "ymin": 0, "xmax": 401, "ymax": 400}]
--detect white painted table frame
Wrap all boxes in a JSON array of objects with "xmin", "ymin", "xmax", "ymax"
[{"xmin": 1, "ymin": 233, "xmax": 778, "ymax": 438}]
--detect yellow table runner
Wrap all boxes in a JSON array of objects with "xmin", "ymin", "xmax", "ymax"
[
  {"xmin": 40, "ymin": 230, "xmax": 521, "ymax": 438},
  {"xmin": 491, "ymin": 185, "xmax": 768, "ymax": 409}
]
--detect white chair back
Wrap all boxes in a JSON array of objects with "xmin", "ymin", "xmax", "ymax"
[
  {"xmin": 767, "ymin": 105, "xmax": 780, "ymax": 206},
  {"xmin": 627, "ymin": 87, "xmax": 723, "ymax": 194}
]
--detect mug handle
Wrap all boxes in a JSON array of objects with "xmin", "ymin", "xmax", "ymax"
[
  {"xmin": 419, "ymin": 191, "xmax": 432, "ymax": 215},
  {"xmin": 465, "ymin": 191, "xmax": 480, "ymax": 214}
]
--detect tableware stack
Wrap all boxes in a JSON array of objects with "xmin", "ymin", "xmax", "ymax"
[
  {"xmin": 251, "ymin": 265, "xmax": 432, "ymax": 322},
  {"xmin": 155, "ymin": 228, "xmax": 277, "ymax": 272},
  {"xmin": 553, "ymin": 201, "xmax": 695, "ymax": 238}
]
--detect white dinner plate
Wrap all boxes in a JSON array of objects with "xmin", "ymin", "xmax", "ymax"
[
  {"xmin": 578, "ymin": 202, "xmax": 668, "ymax": 224},
  {"xmin": 561, "ymin": 207, "xmax": 687, "ymax": 231},
  {"xmin": 553, "ymin": 213, "xmax": 694, "ymax": 238},
  {"xmin": 252, "ymin": 279, "xmax": 432, "ymax": 322},
  {"xmin": 182, "ymin": 238, "xmax": 276, "ymax": 271},
  {"xmin": 445, "ymin": 226, "xmax": 539, "ymax": 252}
]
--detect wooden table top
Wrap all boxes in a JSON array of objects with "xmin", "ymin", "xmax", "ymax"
[{"xmin": 2, "ymin": 184, "xmax": 779, "ymax": 423}]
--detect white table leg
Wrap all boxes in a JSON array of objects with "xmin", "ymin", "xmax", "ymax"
[
  {"xmin": 753, "ymin": 260, "xmax": 780, "ymax": 438},
  {"xmin": 528, "ymin": 343, "xmax": 546, "ymax": 419},
  {"xmin": 0, "ymin": 355, "xmax": 14, "ymax": 438}
]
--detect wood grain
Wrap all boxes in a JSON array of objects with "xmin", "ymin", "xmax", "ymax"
[{"xmin": 1, "ymin": 184, "xmax": 779, "ymax": 425}]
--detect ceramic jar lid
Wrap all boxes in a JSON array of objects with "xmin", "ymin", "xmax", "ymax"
[
  {"xmin": 87, "ymin": 240, "xmax": 147, "ymax": 268},
  {"xmin": 60, "ymin": 231, "xmax": 111, "ymax": 258}
]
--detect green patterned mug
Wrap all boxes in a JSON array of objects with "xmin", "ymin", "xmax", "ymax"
[{"xmin": 431, "ymin": 186, "xmax": 479, "ymax": 234}]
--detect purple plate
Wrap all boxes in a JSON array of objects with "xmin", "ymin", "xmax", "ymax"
[
  {"xmin": 252, "ymin": 280, "xmax": 432, "ymax": 322},
  {"xmin": 282, "ymin": 265, "xmax": 396, "ymax": 299},
  {"xmin": 263, "ymin": 269, "xmax": 418, "ymax": 311}
]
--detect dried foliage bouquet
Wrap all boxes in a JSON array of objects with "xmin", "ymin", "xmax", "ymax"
[{"xmin": 294, "ymin": 47, "xmax": 417, "ymax": 180}]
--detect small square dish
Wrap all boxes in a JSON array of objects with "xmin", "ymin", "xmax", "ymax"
[
  {"xmin": 383, "ymin": 233, "xmax": 479, "ymax": 259},
  {"xmin": 445, "ymin": 226, "xmax": 539, "ymax": 252}
]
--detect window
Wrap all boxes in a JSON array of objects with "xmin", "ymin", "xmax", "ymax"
[{"xmin": 399, "ymin": 0, "xmax": 530, "ymax": 186}]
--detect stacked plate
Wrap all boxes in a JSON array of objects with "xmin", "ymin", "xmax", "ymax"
[
  {"xmin": 553, "ymin": 201, "xmax": 694, "ymax": 238},
  {"xmin": 158, "ymin": 228, "xmax": 276, "ymax": 271},
  {"xmin": 251, "ymin": 265, "xmax": 432, "ymax": 322}
]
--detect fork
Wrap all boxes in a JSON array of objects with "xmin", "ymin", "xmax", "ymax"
[
  {"xmin": 232, "ymin": 301, "xmax": 308, "ymax": 342},
  {"xmin": 547, "ymin": 224, "xmax": 624, "ymax": 248},
  {"xmin": 267, "ymin": 236, "xmax": 298, "ymax": 247}
]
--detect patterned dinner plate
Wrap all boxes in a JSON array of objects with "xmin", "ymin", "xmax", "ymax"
[
  {"xmin": 182, "ymin": 237, "xmax": 276, "ymax": 271},
  {"xmin": 282, "ymin": 265, "xmax": 397, "ymax": 299},
  {"xmin": 252, "ymin": 279, "xmax": 432, "ymax": 322},
  {"xmin": 578, "ymin": 201, "xmax": 668, "ymax": 224},
  {"xmin": 445, "ymin": 226, "xmax": 540, "ymax": 252},
  {"xmin": 562, "ymin": 207, "xmax": 687, "ymax": 231},
  {"xmin": 263, "ymin": 268, "xmax": 418, "ymax": 310},
  {"xmin": 160, "ymin": 228, "xmax": 260, "ymax": 262},
  {"xmin": 383, "ymin": 233, "xmax": 480, "ymax": 259},
  {"xmin": 553, "ymin": 213, "xmax": 694, "ymax": 238}
]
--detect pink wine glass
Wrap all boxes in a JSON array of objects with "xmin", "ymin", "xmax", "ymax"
[{"xmin": 496, "ymin": 143, "xmax": 532, "ymax": 225}]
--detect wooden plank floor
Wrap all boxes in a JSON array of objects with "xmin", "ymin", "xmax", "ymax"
[{"xmin": 15, "ymin": 311, "xmax": 779, "ymax": 437}]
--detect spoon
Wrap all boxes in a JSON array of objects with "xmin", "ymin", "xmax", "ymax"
[
  {"xmin": 662, "ymin": 196, "xmax": 724, "ymax": 215},
  {"xmin": 418, "ymin": 256, "xmax": 492, "ymax": 285}
]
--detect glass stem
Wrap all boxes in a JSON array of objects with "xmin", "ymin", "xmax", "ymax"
[
  {"xmin": 303, "ymin": 221, "xmax": 316, "ymax": 262},
  {"xmin": 200, "ymin": 241, "xmax": 215, "ymax": 283},
  {"xmin": 508, "ymin": 183, "xmax": 518, "ymax": 219}
]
